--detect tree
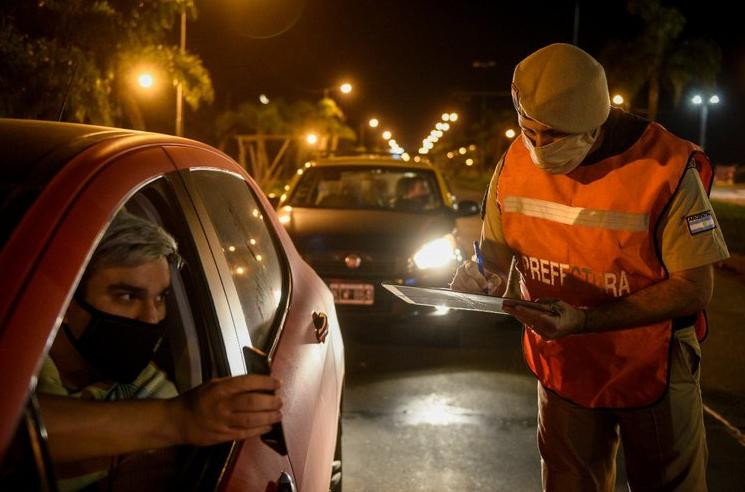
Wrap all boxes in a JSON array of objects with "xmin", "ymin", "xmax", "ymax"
[
  {"xmin": 0, "ymin": 0, "xmax": 213, "ymax": 129},
  {"xmin": 600, "ymin": 0, "xmax": 720, "ymax": 121},
  {"xmin": 216, "ymin": 97, "xmax": 355, "ymax": 188}
]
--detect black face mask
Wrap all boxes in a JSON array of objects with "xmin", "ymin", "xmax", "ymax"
[{"xmin": 63, "ymin": 296, "xmax": 166, "ymax": 384}]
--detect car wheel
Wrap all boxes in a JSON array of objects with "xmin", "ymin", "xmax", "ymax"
[{"xmin": 329, "ymin": 411, "xmax": 342, "ymax": 492}]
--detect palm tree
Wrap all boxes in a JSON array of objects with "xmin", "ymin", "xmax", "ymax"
[
  {"xmin": 215, "ymin": 97, "xmax": 355, "ymax": 189},
  {"xmin": 600, "ymin": 0, "xmax": 720, "ymax": 121}
]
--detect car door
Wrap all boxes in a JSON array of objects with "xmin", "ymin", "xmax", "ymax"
[
  {"xmin": 0, "ymin": 139, "xmax": 293, "ymax": 491},
  {"xmin": 164, "ymin": 145, "xmax": 343, "ymax": 492}
]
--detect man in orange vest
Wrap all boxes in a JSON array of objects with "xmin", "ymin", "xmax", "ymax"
[{"xmin": 451, "ymin": 43, "xmax": 729, "ymax": 491}]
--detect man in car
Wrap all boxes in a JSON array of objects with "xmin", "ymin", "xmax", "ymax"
[
  {"xmin": 37, "ymin": 211, "xmax": 282, "ymax": 489},
  {"xmin": 395, "ymin": 175, "xmax": 431, "ymax": 210},
  {"xmin": 451, "ymin": 43, "xmax": 729, "ymax": 491}
]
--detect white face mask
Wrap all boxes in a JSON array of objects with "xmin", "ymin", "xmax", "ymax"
[{"xmin": 521, "ymin": 127, "xmax": 600, "ymax": 174}]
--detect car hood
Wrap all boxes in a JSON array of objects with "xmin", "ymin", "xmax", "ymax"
[{"xmin": 285, "ymin": 208, "xmax": 455, "ymax": 254}]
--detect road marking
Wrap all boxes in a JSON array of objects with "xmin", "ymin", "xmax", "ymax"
[{"xmin": 704, "ymin": 404, "xmax": 745, "ymax": 447}]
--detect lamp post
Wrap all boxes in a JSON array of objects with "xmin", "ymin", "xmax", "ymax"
[
  {"xmin": 691, "ymin": 94, "xmax": 719, "ymax": 151},
  {"xmin": 175, "ymin": 6, "xmax": 186, "ymax": 136},
  {"xmin": 359, "ymin": 118, "xmax": 379, "ymax": 152}
]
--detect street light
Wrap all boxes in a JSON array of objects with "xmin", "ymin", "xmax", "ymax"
[
  {"xmin": 322, "ymin": 82, "xmax": 353, "ymax": 99},
  {"xmin": 369, "ymin": 118, "xmax": 379, "ymax": 128},
  {"xmin": 137, "ymin": 72, "xmax": 155, "ymax": 89},
  {"xmin": 691, "ymin": 93, "xmax": 719, "ymax": 151}
]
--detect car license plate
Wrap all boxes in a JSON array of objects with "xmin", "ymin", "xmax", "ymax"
[{"xmin": 328, "ymin": 281, "xmax": 374, "ymax": 305}]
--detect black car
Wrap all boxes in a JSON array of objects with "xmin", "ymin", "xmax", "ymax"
[{"xmin": 276, "ymin": 156, "xmax": 480, "ymax": 320}]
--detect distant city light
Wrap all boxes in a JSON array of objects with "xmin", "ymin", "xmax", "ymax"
[
  {"xmin": 447, "ymin": 152, "xmax": 454, "ymax": 159},
  {"xmin": 449, "ymin": 112, "xmax": 459, "ymax": 121},
  {"xmin": 612, "ymin": 94, "xmax": 624, "ymax": 105},
  {"xmin": 505, "ymin": 128, "xmax": 516, "ymax": 139},
  {"xmin": 441, "ymin": 113, "xmax": 450, "ymax": 121},
  {"xmin": 259, "ymin": 94, "xmax": 270, "ymax": 104},
  {"xmin": 709, "ymin": 95, "xmax": 720, "ymax": 104},
  {"xmin": 458, "ymin": 147, "xmax": 467, "ymax": 155},
  {"xmin": 382, "ymin": 130, "xmax": 392, "ymax": 140},
  {"xmin": 306, "ymin": 133, "xmax": 318, "ymax": 145},
  {"xmin": 137, "ymin": 73, "xmax": 154, "ymax": 89},
  {"xmin": 465, "ymin": 158, "xmax": 474, "ymax": 166},
  {"xmin": 692, "ymin": 95, "xmax": 703, "ymax": 105},
  {"xmin": 369, "ymin": 118, "xmax": 379, "ymax": 128},
  {"xmin": 340, "ymin": 82, "xmax": 353, "ymax": 94}
]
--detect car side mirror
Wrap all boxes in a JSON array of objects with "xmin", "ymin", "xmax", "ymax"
[{"xmin": 454, "ymin": 200, "xmax": 480, "ymax": 217}]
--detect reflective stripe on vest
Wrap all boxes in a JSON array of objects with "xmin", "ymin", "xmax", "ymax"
[{"xmin": 498, "ymin": 122, "xmax": 711, "ymax": 408}]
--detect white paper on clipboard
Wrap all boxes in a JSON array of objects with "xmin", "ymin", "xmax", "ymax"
[{"xmin": 381, "ymin": 283, "xmax": 557, "ymax": 315}]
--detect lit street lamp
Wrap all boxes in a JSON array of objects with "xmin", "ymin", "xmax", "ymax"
[
  {"xmin": 137, "ymin": 72, "xmax": 155, "ymax": 89},
  {"xmin": 691, "ymin": 93, "xmax": 719, "ymax": 151},
  {"xmin": 322, "ymin": 82, "xmax": 353, "ymax": 99}
]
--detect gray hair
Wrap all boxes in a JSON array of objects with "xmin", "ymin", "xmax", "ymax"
[{"xmin": 85, "ymin": 210, "xmax": 181, "ymax": 277}]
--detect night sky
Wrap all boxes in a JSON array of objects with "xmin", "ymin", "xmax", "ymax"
[{"xmin": 183, "ymin": 0, "xmax": 744, "ymax": 164}]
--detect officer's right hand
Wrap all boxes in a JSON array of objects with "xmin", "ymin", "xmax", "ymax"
[{"xmin": 450, "ymin": 260, "xmax": 503, "ymax": 295}]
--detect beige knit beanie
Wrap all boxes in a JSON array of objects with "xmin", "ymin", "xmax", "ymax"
[{"xmin": 512, "ymin": 43, "xmax": 610, "ymax": 133}]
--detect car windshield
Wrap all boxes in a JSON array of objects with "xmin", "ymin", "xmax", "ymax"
[{"xmin": 287, "ymin": 166, "xmax": 444, "ymax": 212}]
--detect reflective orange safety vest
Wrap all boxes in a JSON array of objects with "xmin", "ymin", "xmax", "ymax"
[{"xmin": 498, "ymin": 122, "xmax": 712, "ymax": 408}]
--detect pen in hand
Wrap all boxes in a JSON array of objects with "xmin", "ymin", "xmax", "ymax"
[{"xmin": 473, "ymin": 240, "xmax": 488, "ymax": 294}]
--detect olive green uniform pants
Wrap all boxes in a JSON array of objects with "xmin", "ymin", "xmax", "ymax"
[{"xmin": 538, "ymin": 328, "xmax": 707, "ymax": 492}]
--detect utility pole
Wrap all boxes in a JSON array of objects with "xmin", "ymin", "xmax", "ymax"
[{"xmin": 175, "ymin": 7, "xmax": 186, "ymax": 136}]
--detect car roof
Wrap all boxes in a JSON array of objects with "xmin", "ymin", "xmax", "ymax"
[
  {"xmin": 0, "ymin": 119, "xmax": 157, "ymax": 245},
  {"xmin": 313, "ymin": 154, "xmax": 436, "ymax": 171}
]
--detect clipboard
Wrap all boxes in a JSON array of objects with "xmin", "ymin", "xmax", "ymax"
[{"xmin": 381, "ymin": 283, "xmax": 557, "ymax": 316}]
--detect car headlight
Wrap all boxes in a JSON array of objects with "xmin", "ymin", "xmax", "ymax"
[{"xmin": 413, "ymin": 234, "xmax": 457, "ymax": 270}]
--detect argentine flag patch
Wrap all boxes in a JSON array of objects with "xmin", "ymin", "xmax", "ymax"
[{"xmin": 686, "ymin": 211, "xmax": 716, "ymax": 235}]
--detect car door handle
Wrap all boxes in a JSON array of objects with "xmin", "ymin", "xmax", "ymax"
[
  {"xmin": 277, "ymin": 471, "xmax": 296, "ymax": 492},
  {"xmin": 243, "ymin": 347, "xmax": 288, "ymax": 456},
  {"xmin": 312, "ymin": 311, "xmax": 329, "ymax": 343}
]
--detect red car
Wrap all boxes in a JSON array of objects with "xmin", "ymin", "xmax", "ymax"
[{"xmin": 0, "ymin": 119, "xmax": 344, "ymax": 491}]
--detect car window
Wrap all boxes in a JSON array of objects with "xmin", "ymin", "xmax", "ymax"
[
  {"xmin": 16, "ymin": 176, "xmax": 233, "ymax": 491},
  {"xmin": 288, "ymin": 166, "xmax": 444, "ymax": 211},
  {"xmin": 187, "ymin": 170, "xmax": 287, "ymax": 351}
]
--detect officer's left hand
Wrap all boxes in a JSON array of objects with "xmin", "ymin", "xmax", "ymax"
[{"xmin": 502, "ymin": 299, "xmax": 586, "ymax": 340}]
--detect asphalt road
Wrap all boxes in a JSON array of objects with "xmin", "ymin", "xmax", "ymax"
[
  {"xmin": 339, "ymin": 192, "xmax": 745, "ymax": 491},
  {"xmin": 340, "ymin": 310, "xmax": 745, "ymax": 491}
]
